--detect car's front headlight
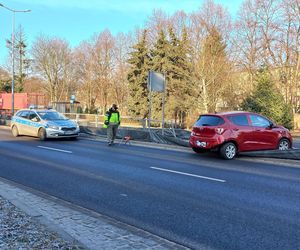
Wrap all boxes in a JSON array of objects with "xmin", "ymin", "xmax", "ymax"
[{"xmin": 48, "ymin": 125, "xmax": 60, "ymax": 130}]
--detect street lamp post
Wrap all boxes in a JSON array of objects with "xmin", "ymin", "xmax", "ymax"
[{"xmin": 0, "ymin": 3, "xmax": 30, "ymax": 115}]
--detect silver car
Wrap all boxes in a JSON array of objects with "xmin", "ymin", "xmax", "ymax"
[{"xmin": 11, "ymin": 109, "xmax": 80, "ymax": 140}]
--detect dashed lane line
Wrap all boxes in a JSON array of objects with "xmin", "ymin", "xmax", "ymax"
[
  {"xmin": 150, "ymin": 166, "xmax": 226, "ymax": 183},
  {"xmin": 37, "ymin": 146, "xmax": 73, "ymax": 154}
]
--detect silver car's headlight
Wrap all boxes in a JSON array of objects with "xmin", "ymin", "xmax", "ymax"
[{"xmin": 48, "ymin": 125, "xmax": 60, "ymax": 130}]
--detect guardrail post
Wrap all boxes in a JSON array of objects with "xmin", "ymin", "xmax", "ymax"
[
  {"xmin": 142, "ymin": 118, "xmax": 146, "ymax": 129},
  {"xmin": 95, "ymin": 115, "xmax": 98, "ymax": 127},
  {"xmin": 76, "ymin": 114, "xmax": 79, "ymax": 122},
  {"xmin": 171, "ymin": 122, "xmax": 176, "ymax": 138}
]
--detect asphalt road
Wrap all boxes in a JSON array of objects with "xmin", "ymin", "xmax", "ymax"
[
  {"xmin": 0, "ymin": 127, "xmax": 299, "ymax": 249},
  {"xmin": 293, "ymin": 137, "xmax": 300, "ymax": 148}
]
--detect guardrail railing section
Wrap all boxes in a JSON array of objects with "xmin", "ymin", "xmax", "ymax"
[{"xmin": 63, "ymin": 113, "xmax": 177, "ymax": 138}]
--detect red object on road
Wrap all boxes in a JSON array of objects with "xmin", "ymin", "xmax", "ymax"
[
  {"xmin": 0, "ymin": 93, "xmax": 46, "ymax": 111},
  {"xmin": 119, "ymin": 135, "xmax": 133, "ymax": 145}
]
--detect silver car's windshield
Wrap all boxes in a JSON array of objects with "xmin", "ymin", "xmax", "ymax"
[{"xmin": 37, "ymin": 111, "xmax": 67, "ymax": 121}]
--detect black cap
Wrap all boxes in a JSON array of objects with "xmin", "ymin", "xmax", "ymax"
[{"xmin": 112, "ymin": 104, "xmax": 118, "ymax": 109}]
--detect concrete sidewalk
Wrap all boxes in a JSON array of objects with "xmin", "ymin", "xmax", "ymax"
[{"xmin": 0, "ymin": 177, "xmax": 188, "ymax": 250}]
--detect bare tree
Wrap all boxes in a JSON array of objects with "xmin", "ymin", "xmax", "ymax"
[
  {"xmin": 74, "ymin": 41, "xmax": 96, "ymax": 113},
  {"xmin": 255, "ymin": 0, "xmax": 281, "ymax": 67},
  {"xmin": 91, "ymin": 30, "xmax": 115, "ymax": 112},
  {"xmin": 31, "ymin": 35, "xmax": 73, "ymax": 103},
  {"xmin": 169, "ymin": 10, "xmax": 189, "ymax": 38},
  {"xmin": 145, "ymin": 9, "xmax": 170, "ymax": 45},
  {"xmin": 189, "ymin": 0, "xmax": 233, "ymax": 113},
  {"xmin": 277, "ymin": 0, "xmax": 300, "ymax": 109},
  {"xmin": 233, "ymin": 0, "xmax": 261, "ymax": 87},
  {"xmin": 110, "ymin": 32, "xmax": 132, "ymax": 111},
  {"xmin": 234, "ymin": 0, "xmax": 300, "ymax": 112},
  {"xmin": 74, "ymin": 31, "xmax": 131, "ymax": 114}
]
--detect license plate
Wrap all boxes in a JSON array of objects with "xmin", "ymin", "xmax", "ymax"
[{"xmin": 196, "ymin": 141, "xmax": 207, "ymax": 147}]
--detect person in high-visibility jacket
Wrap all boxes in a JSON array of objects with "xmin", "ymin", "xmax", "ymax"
[{"xmin": 103, "ymin": 104, "xmax": 121, "ymax": 146}]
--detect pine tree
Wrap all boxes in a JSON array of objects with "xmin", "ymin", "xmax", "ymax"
[
  {"xmin": 148, "ymin": 27, "xmax": 193, "ymax": 126},
  {"xmin": 6, "ymin": 25, "xmax": 30, "ymax": 92},
  {"xmin": 149, "ymin": 30, "xmax": 169, "ymax": 120},
  {"xmin": 127, "ymin": 30, "xmax": 151, "ymax": 117},
  {"xmin": 241, "ymin": 68, "xmax": 294, "ymax": 129},
  {"xmin": 166, "ymin": 27, "xmax": 193, "ymax": 127}
]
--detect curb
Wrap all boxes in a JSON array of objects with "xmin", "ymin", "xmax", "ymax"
[
  {"xmin": 240, "ymin": 149, "xmax": 300, "ymax": 160},
  {"xmin": 80, "ymin": 133, "xmax": 192, "ymax": 153}
]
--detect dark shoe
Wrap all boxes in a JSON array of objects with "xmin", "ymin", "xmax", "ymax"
[{"xmin": 108, "ymin": 142, "xmax": 112, "ymax": 146}]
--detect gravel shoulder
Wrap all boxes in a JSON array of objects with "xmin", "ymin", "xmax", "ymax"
[{"xmin": 0, "ymin": 195, "xmax": 83, "ymax": 249}]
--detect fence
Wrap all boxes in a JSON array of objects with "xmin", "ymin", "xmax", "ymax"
[
  {"xmin": 3, "ymin": 110, "xmax": 298, "ymax": 134},
  {"xmin": 63, "ymin": 113, "xmax": 177, "ymax": 137}
]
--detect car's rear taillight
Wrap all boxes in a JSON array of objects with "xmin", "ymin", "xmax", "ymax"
[
  {"xmin": 215, "ymin": 128, "xmax": 225, "ymax": 135},
  {"xmin": 192, "ymin": 127, "xmax": 201, "ymax": 136}
]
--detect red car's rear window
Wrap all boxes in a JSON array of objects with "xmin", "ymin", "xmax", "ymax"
[{"xmin": 194, "ymin": 115, "xmax": 225, "ymax": 126}]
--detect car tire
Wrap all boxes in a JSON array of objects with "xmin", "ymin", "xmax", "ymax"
[
  {"xmin": 38, "ymin": 128, "xmax": 47, "ymax": 141},
  {"xmin": 220, "ymin": 142, "xmax": 237, "ymax": 160},
  {"xmin": 12, "ymin": 126, "xmax": 19, "ymax": 137},
  {"xmin": 192, "ymin": 147, "xmax": 207, "ymax": 153},
  {"xmin": 278, "ymin": 138, "xmax": 290, "ymax": 150}
]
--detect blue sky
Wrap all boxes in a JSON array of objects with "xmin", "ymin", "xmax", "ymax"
[{"xmin": 0, "ymin": 0, "xmax": 243, "ymax": 65}]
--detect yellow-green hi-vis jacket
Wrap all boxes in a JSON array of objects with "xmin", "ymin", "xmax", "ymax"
[{"xmin": 103, "ymin": 110, "xmax": 121, "ymax": 128}]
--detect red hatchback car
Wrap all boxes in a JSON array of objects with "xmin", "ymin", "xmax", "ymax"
[{"xmin": 189, "ymin": 111, "xmax": 292, "ymax": 160}]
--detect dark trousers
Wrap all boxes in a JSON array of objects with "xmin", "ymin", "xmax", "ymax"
[{"xmin": 107, "ymin": 124, "xmax": 119, "ymax": 143}]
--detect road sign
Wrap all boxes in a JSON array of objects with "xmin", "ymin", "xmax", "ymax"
[{"xmin": 148, "ymin": 71, "xmax": 165, "ymax": 92}]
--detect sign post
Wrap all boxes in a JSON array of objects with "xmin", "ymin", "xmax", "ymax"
[
  {"xmin": 162, "ymin": 73, "xmax": 166, "ymax": 135},
  {"xmin": 148, "ymin": 71, "xmax": 166, "ymax": 135},
  {"xmin": 70, "ymin": 95, "xmax": 76, "ymax": 113}
]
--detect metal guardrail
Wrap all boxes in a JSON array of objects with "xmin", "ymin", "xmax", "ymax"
[
  {"xmin": 63, "ymin": 113, "xmax": 177, "ymax": 137},
  {"xmin": 0, "ymin": 110, "xmax": 177, "ymax": 137}
]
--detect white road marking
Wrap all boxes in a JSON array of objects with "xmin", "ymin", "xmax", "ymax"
[
  {"xmin": 150, "ymin": 166, "xmax": 226, "ymax": 183},
  {"xmin": 37, "ymin": 146, "xmax": 72, "ymax": 154}
]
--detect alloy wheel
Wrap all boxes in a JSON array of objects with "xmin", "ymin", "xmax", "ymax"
[
  {"xmin": 220, "ymin": 142, "xmax": 237, "ymax": 160},
  {"xmin": 278, "ymin": 139, "xmax": 290, "ymax": 150},
  {"xmin": 225, "ymin": 144, "xmax": 236, "ymax": 159}
]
